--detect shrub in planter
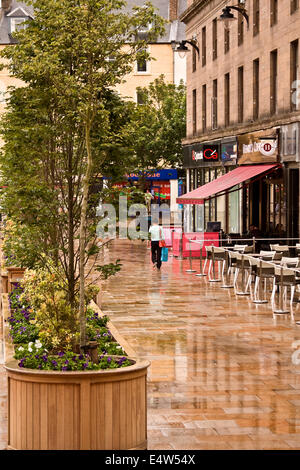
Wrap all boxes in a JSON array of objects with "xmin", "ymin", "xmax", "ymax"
[{"xmin": 7, "ymin": 269, "xmax": 129, "ymax": 372}]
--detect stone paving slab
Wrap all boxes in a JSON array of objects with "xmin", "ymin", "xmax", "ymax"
[{"xmin": 100, "ymin": 240, "xmax": 300, "ymax": 450}]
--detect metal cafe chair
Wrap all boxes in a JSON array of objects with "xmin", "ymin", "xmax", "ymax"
[
  {"xmin": 259, "ymin": 250, "xmax": 276, "ymax": 261},
  {"xmin": 228, "ymin": 245, "xmax": 253, "ymax": 281},
  {"xmin": 270, "ymin": 244, "xmax": 289, "ymax": 261},
  {"xmin": 252, "ymin": 258, "xmax": 275, "ymax": 304},
  {"xmin": 271, "ymin": 265, "xmax": 300, "ymax": 311},
  {"xmin": 280, "ymin": 257, "xmax": 300, "ymax": 268},
  {"xmin": 233, "ymin": 244, "xmax": 254, "ymax": 253},
  {"xmin": 207, "ymin": 246, "xmax": 226, "ymax": 282},
  {"xmin": 233, "ymin": 252, "xmax": 252, "ymax": 295}
]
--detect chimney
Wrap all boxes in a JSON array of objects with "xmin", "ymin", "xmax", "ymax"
[
  {"xmin": 2, "ymin": 0, "xmax": 13, "ymax": 12},
  {"xmin": 169, "ymin": 0, "xmax": 178, "ymax": 22}
]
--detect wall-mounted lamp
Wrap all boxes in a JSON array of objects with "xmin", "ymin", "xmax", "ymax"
[
  {"xmin": 220, "ymin": 4, "xmax": 249, "ymax": 28},
  {"xmin": 174, "ymin": 40, "xmax": 200, "ymax": 59}
]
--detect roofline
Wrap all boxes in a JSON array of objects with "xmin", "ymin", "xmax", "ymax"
[{"xmin": 6, "ymin": 7, "xmax": 34, "ymax": 18}]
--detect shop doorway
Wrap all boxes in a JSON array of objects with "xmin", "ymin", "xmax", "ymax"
[{"xmin": 287, "ymin": 168, "xmax": 299, "ymax": 241}]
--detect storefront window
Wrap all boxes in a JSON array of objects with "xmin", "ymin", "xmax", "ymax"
[
  {"xmin": 184, "ymin": 205, "xmax": 193, "ymax": 233},
  {"xmin": 228, "ymin": 187, "xmax": 240, "ymax": 234},
  {"xmin": 195, "ymin": 204, "xmax": 204, "ymax": 232}
]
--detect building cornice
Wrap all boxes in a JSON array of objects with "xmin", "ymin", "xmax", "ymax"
[
  {"xmin": 180, "ymin": 0, "xmax": 212, "ymax": 24},
  {"xmin": 182, "ymin": 112, "xmax": 300, "ymax": 146}
]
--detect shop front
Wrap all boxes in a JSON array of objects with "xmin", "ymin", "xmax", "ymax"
[
  {"xmin": 280, "ymin": 122, "xmax": 300, "ymax": 241},
  {"xmin": 237, "ymin": 128, "xmax": 282, "ymax": 238},
  {"xmin": 182, "ymin": 138, "xmax": 238, "ymax": 235},
  {"xmin": 178, "ymin": 129, "xmax": 284, "ymax": 255}
]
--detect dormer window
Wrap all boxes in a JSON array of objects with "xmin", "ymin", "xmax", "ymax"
[
  {"xmin": 7, "ymin": 7, "xmax": 33, "ymax": 35},
  {"xmin": 136, "ymin": 23, "xmax": 153, "ymax": 40},
  {"xmin": 10, "ymin": 18, "xmax": 27, "ymax": 33}
]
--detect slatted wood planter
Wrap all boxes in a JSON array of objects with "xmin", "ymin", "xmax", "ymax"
[
  {"xmin": 3, "ymin": 296, "xmax": 150, "ymax": 450},
  {"xmin": 5, "ymin": 357, "xmax": 150, "ymax": 450}
]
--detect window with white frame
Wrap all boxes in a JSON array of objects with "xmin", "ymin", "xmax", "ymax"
[
  {"xmin": 11, "ymin": 18, "xmax": 27, "ymax": 33},
  {"xmin": 136, "ymin": 48, "xmax": 149, "ymax": 73}
]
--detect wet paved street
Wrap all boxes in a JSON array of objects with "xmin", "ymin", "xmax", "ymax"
[
  {"xmin": 100, "ymin": 239, "xmax": 300, "ymax": 450},
  {"xmin": 1, "ymin": 238, "xmax": 300, "ymax": 450}
]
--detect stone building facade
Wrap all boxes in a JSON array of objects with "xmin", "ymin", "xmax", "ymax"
[
  {"xmin": 179, "ymin": 0, "xmax": 300, "ymax": 241},
  {"xmin": 116, "ymin": 0, "xmax": 187, "ymax": 102}
]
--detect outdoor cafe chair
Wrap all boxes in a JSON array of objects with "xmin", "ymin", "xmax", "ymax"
[
  {"xmin": 232, "ymin": 251, "xmax": 252, "ymax": 293},
  {"xmin": 270, "ymin": 244, "xmax": 289, "ymax": 261},
  {"xmin": 207, "ymin": 246, "xmax": 227, "ymax": 282},
  {"xmin": 252, "ymin": 258, "xmax": 275, "ymax": 302},
  {"xmin": 271, "ymin": 265, "xmax": 300, "ymax": 306},
  {"xmin": 259, "ymin": 250, "xmax": 276, "ymax": 261}
]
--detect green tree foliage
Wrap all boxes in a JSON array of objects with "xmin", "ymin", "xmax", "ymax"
[
  {"xmin": 0, "ymin": 0, "xmax": 165, "ymax": 350},
  {"xmin": 129, "ymin": 75, "xmax": 186, "ymax": 170}
]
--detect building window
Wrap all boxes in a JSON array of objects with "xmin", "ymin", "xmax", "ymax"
[
  {"xmin": 238, "ymin": 13, "xmax": 244, "ymax": 46},
  {"xmin": 224, "ymin": 27, "xmax": 230, "ymax": 54},
  {"xmin": 136, "ymin": 90, "xmax": 146, "ymax": 105},
  {"xmin": 212, "ymin": 79, "xmax": 218, "ymax": 129},
  {"xmin": 291, "ymin": 0, "xmax": 299, "ymax": 14},
  {"xmin": 192, "ymin": 45, "xmax": 197, "ymax": 73},
  {"xmin": 270, "ymin": 0, "xmax": 278, "ymax": 26},
  {"xmin": 270, "ymin": 49, "xmax": 278, "ymax": 115},
  {"xmin": 238, "ymin": 66, "xmax": 244, "ymax": 123},
  {"xmin": 291, "ymin": 40, "xmax": 299, "ymax": 111},
  {"xmin": 212, "ymin": 18, "xmax": 217, "ymax": 60},
  {"xmin": 224, "ymin": 73, "xmax": 230, "ymax": 127},
  {"xmin": 192, "ymin": 89, "xmax": 197, "ymax": 136},
  {"xmin": 10, "ymin": 17, "xmax": 27, "ymax": 33},
  {"xmin": 202, "ymin": 26, "xmax": 206, "ymax": 66},
  {"xmin": 202, "ymin": 84, "xmax": 207, "ymax": 132},
  {"xmin": 253, "ymin": 0, "xmax": 260, "ymax": 36},
  {"xmin": 137, "ymin": 55, "xmax": 148, "ymax": 73},
  {"xmin": 253, "ymin": 59, "xmax": 260, "ymax": 119}
]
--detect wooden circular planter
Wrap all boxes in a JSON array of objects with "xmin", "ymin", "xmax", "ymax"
[{"xmin": 5, "ymin": 358, "xmax": 150, "ymax": 450}]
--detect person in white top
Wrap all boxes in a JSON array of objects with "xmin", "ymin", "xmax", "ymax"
[{"xmin": 148, "ymin": 220, "xmax": 165, "ymax": 270}]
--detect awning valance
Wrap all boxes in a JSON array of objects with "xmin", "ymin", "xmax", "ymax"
[{"xmin": 177, "ymin": 164, "xmax": 279, "ymax": 205}]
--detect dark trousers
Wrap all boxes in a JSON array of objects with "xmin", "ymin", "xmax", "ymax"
[{"xmin": 151, "ymin": 241, "xmax": 162, "ymax": 269}]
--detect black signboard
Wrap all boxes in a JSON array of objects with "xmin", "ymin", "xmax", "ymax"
[{"xmin": 203, "ymin": 145, "xmax": 219, "ymax": 161}]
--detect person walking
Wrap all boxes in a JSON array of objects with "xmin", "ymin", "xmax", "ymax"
[{"xmin": 149, "ymin": 220, "xmax": 165, "ymax": 270}]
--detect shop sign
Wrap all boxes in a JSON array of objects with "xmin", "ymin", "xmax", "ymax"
[
  {"xmin": 125, "ymin": 169, "xmax": 178, "ymax": 181},
  {"xmin": 221, "ymin": 141, "xmax": 237, "ymax": 163},
  {"xmin": 238, "ymin": 129, "xmax": 278, "ymax": 164},
  {"xmin": 183, "ymin": 142, "xmax": 220, "ymax": 167},
  {"xmin": 203, "ymin": 145, "xmax": 219, "ymax": 161},
  {"xmin": 192, "ymin": 149, "xmax": 203, "ymax": 161}
]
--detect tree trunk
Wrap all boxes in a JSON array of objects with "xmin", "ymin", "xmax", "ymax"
[
  {"xmin": 79, "ymin": 117, "xmax": 93, "ymax": 352},
  {"xmin": 67, "ymin": 142, "xmax": 76, "ymax": 309}
]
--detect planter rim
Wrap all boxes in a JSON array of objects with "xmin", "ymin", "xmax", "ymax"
[{"xmin": 5, "ymin": 356, "xmax": 150, "ymax": 378}]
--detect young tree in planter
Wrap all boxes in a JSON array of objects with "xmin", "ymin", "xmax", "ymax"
[{"xmin": 0, "ymin": 0, "xmax": 165, "ymax": 352}]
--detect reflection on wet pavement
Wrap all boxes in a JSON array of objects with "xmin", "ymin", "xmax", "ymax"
[{"xmin": 101, "ymin": 240, "xmax": 300, "ymax": 450}]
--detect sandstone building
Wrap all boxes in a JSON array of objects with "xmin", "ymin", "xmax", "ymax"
[{"xmin": 178, "ymin": 0, "xmax": 300, "ymax": 242}]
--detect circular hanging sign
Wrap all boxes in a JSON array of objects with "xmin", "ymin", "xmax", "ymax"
[{"xmin": 259, "ymin": 140, "xmax": 277, "ymax": 156}]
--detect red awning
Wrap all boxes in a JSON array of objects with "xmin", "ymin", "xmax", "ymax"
[{"xmin": 177, "ymin": 164, "xmax": 279, "ymax": 205}]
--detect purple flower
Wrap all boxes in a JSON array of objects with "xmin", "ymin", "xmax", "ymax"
[
  {"xmin": 64, "ymin": 360, "xmax": 69, "ymax": 365},
  {"xmin": 18, "ymin": 358, "xmax": 26, "ymax": 368},
  {"xmin": 107, "ymin": 357, "xmax": 111, "ymax": 363},
  {"xmin": 52, "ymin": 360, "xmax": 58, "ymax": 367},
  {"xmin": 58, "ymin": 351, "xmax": 64, "ymax": 357},
  {"xmin": 62, "ymin": 366, "xmax": 68, "ymax": 371},
  {"xmin": 79, "ymin": 354, "xmax": 84, "ymax": 360},
  {"xmin": 83, "ymin": 362, "xmax": 88, "ymax": 369}
]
